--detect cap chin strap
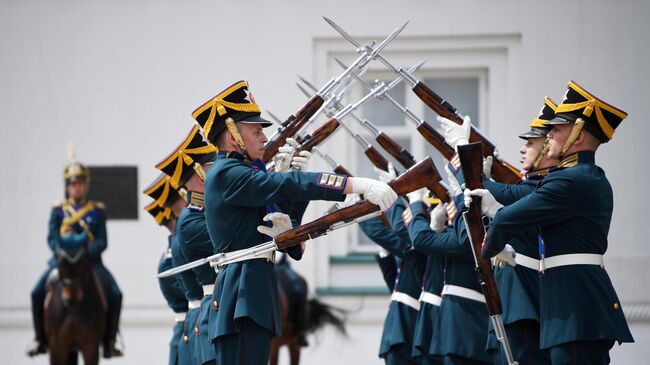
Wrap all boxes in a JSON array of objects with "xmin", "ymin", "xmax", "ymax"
[
  {"xmin": 192, "ymin": 163, "xmax": 206, "ymax": 182},
  {"xmin": 559, "ymin": 118, "xmax": 585, "ymax": 159},
  {"xmin": 225, "ymin": 117, "xmax": 251, "ymax": 160},
  {"xmin": 532, "ymin": 138, "xmax": 550, "ymax": 170}
]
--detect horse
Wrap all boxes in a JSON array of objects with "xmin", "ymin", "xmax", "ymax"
[
  {"xmin": 269, "ymin": 265, "xmax": 348, "ymax": 365},
  {"xmin": 44, "ymin": 238, "xmax": 107, "ymax": 365}
]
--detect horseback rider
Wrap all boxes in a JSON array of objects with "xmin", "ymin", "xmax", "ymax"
[{"xmin": 28, "ymin": 157, "xmax": 124, "ymax": 358}]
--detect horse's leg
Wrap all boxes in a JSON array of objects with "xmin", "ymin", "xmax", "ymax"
[
  {"xmin": 81, "ymin": 344, "xmax": 100, "ymax": 365},
  {"xmin": 289, "ymin": 343, "xmax": 301, "ymax": 365},
  {"xmin": 48, "ymin": 345, "xmax": 68, "ymax": 365},
  {"xmin": 66, "ymin": 350, "xmax": 78, "ymax": 365},
  {"xmin": 269, "ymin": 340, "xmax": 280, "ymax": 365}
]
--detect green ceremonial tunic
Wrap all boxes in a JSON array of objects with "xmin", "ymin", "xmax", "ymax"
[
  {"xmin": 485, "ymin": 151, "xmax": 633, "ymax": 349},
  {"xmin": 204, "ymin": 151, "xmax": 346, "ymax": 341}
]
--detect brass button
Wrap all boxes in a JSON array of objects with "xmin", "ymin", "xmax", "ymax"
[
  {"xmin": 183, "ymin": 335, "xmax": 189, "ymax": 343},
  {"xmin": 213, "ymin": 300, "xmax": 219, "ymax": 310},
  {"xmin": 614, "ymin": 302, "xmax": 619, "ymax": 311}
]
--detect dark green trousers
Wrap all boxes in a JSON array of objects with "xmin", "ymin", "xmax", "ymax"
[
  {"xmin": 548, "ymin": 340, "xmax": 614, "ymax": 365},
  {"xmin": 215, "ymin": 317, "xmax": 272, "ymax": 365}
]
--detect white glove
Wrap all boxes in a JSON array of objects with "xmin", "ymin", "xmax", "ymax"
[
  {"xmin": 444, "ymin": 165, "xmax": 463, "ymax": 197},
  {"xmin": 492, "ymin": 244, "xmax": 516, "ymax": 268},
  {"xmin": 463, "ymin": 188, "xmax": 503, "ymax": 219},
  {"xmin": 438, "ymin": 115, "xmax": 471, "ymax": 151},
  {"xmin": 493, "ymin": 147, "xmax": 502, "ymax": 162},
  {"xmin": 256, "ymin": 212, "xmax": 293, "ymax": 238},
  {"xmin": 291, "ymin": 150, "xmax": 311, "ymax": 171},
  {"xmin": 429, "ymin": 203, "xmax": 447, "ymax": 233},
  {"xmin": 342, "ymin": 193, "xmax": 361, "ymax": 207},
  {"xmin": 348, "ymin": 177, "xmax": 398, "ymax": 212},
  {"xmin": 373, "ymin": 162, "xmax": 397, "ymax": 184},
  {"xmin": 273, "ymin": 138, "xmax": 298, "ymax": 173},
  {"xmin": 483, "ymin": 156, "xmax": 493, "ymax": 180},
  {"xmin": 407, "ymin": 187, "xmax": 428, "ymax": 204},
  {"xmin": 378, "ymin": 247, "xmax": 390, "ymax": 258}
]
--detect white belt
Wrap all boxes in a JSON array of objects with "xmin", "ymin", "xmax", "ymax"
[
  {"xmin": 390, "ymin": 292, "xmax": 420, "ymax": 311},
  {"xmin": 515, "ymin": 254, "xmax": 540, "ymax": 271},
  {"xmin": 202, "ymin": 284, "xmax": 214, "ymax": 296},
  {"xmin": 418, "ymin": 291, "xmax": 442, "ymax": 306},
  {"xmin": 188, "ymin": 300, "xmax": 201, "ymax": 309},
  {"xmin": 441, "ymin": 284, "xmax": 486, "ymax": 303},
  {"xmin": 542, "ymin": 253, "xmax": 604, "ymax": 271},
  {"xmin": 174, "ymin": 312, "xmax": 186, "ymax": 322},
  {"xmin": 214, "ymin": 248, "xmax": 275, "ymax": 269}
]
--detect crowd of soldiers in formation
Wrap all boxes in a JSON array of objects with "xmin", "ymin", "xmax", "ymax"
[{"xmin": 29, "ymin": 21, "xmax": 634, "ymax": 364}]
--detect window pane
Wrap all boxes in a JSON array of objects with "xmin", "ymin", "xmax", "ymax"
[
  {"xmin": 360, "ymin": 81, "xmax": 406, "ymax": 126},
  {"xmin": 422, "ymin": 77, "xmax": 479, "ymax": 127}
]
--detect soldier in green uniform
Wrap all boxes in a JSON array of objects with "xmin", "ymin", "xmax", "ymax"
[
  {"xmin": 359, "ymin": 164, "xmax": 429, "ymax": 365},
  {"xmin": 468, "ymin": 81, "xmax": 634, "ymax": 364},
  {"xmin": 191, "ymin": 80, "xmax": 398, "ymax": 365},
  {"xmin": 405, "ymin": 183, "xmax": 493, "ymax": 365},
  {"xmin": 28, "ymin": 159, "xmax": 123, "ymax": 358},
  {"xmin": 444, "ymin": 98, "xmax": 559, "ymax": 364},
  {"xmin": 156, "ymin": 126, "xmax": 218, "ymax": 365},
  {"xmin": 143, "ymin": 173, "xmax": 189, "ymax": 365},
  {"xmin": 359, "ymin": 199, "xmax": 426, "ymax": 365}
]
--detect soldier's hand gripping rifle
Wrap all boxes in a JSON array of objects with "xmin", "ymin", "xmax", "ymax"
[
  {"xmin": 457, "ymin": 142, "xmax": 518, "ymax": 365},
  {"xmin": 156, "ymin": 157, "xmax": 437, "ymax": 279},
  {"xmin": 323, "ymin": 17, "xmax": 522, "ymax": 184},
  {"xmin": 262, "ymin": 20, "xmax": 409, "ymax": 163}
]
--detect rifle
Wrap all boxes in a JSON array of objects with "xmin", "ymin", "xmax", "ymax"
[
  {"xmin": 296, "ymin": 82, "xmax": 390, "ymax": 172},
  {"xmin": 312, "ymin": 148, "xmax": 391, "ymax": 228},
  {"xmin": 157, "ymin": 157, "xmax": 437, "ymax": 279},
  {"xmin": 323, "ymin": 17, "xmax": 522, "ymax": 184},
  {"xmin": 298, "ymin": 77, "xmax": 449, "ymax": 203},
  {"xmin": 292, "ymin": 81, "xmax": 387, "ymax": 156},
  {"xmin": 263, "ymin": 21, "xmax": 408, "ymax": 162},
  {"xmin": 457, "ymin": 142, "xmax": 518, "ymax": 365},
  {"xmin": 334, "ymin": 58, "xmax": 455, "ymax": 161},
  {"xmin": 275, "ymin": 156, "xmax": 436, "ymax": 248}
]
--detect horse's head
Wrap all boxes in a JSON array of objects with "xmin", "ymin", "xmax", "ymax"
[{"xmin": 55, "ymin": 231, "xmax": 90, "ymax": 306}]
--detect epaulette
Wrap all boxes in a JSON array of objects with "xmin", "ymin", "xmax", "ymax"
[
  {"xmin": 447, "ymin": 153, "xmax": 461, "ymax": 175},
  {"xmin": 187, "ymin": 192, "xmax": 204, "ymax": 211},
  {"xmin": 51, "ymin": 200, "xmax": 63, "ymax": 208}
]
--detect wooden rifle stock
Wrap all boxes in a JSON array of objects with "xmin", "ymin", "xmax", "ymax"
[
  {"xmin": 376, "ymin": 131, "xmax": 416, "ymax": 168},
  {"xmin": 333, "ymin": 165, "xmax": 353, "ymax": 176},
  {"xmin": 364, "ymin": 146, "xmax": 390, "ymax": 172},
  {"xmin": 263, "ymin": 95, "xmax": 324, "ymax": 162},
  {"xmin": 275, "ymin": 157, "xmax": 437, "ymax": 249},
  {"xmin": 412, "ymin": 82, "xmax": 522, "ymax": 184},
  {"xmin": 457, "ymin": 142, "xmax": 502, "ymax": 316},
  {"xmin": 415, "ymin": 122, "xmax": 455, "ymax": 160},
  {"xmin": 296, "ymin": 117, "xmax": 340, "ymax": 153}
]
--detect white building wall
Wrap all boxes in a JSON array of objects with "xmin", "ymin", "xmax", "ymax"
[{"xmin": 1, "ymin": 0, "xmax": 649, "ymax": 363}]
